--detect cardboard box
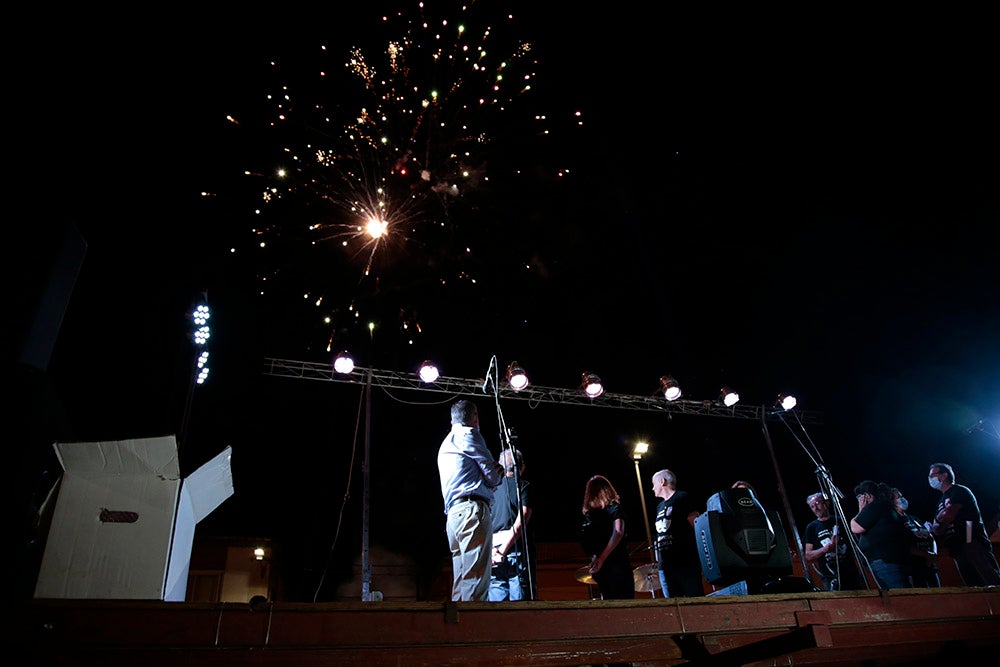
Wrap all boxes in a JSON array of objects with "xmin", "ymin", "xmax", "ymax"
[{"xmin": 34, "ymin": 435, "xmax": 233, "ymax": 601}]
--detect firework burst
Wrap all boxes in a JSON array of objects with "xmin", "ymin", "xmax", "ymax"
[{"xmin": 215, "ymin": 1, "xmax": 579, "ymax": 359}]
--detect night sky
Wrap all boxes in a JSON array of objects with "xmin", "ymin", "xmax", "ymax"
[{"xmin": 12, "ymin": 4, "xmax": 998, "ymax": 600}]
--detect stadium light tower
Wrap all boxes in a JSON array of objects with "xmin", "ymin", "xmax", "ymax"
[{"xmin": 179, "ymin": 295, "xmax": 211, "ymax": 458}]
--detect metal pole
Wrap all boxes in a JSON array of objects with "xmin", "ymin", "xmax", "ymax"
[
  {"xmin": 633, "ymin": 459, "xmax": 654, "ymax": 561},
  {"xmin": 759, "ymin": 416, "xmax": 807, "ymax": 575},
  {"xmin": 361, "ymin": 369, "xmax": 372, "ymax": 601},
  {"xmin": 633, "ymin": 458, "xmax": 657, "ymax": 598},
  {"xmin": 177, "ymin": 357, "xmax": 198, "ymax": 467}
]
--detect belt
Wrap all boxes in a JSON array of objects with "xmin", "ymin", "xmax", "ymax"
[{"xmin": 447, "ymin": 495, "xmax": 487, "ymax": 512}]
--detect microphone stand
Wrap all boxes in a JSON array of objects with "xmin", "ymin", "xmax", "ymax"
[
  {"xmin": 484, "ymin": 356, "xmax": 535, "ymax": 600},
  {"xmin": 776, "ymin": 410, "xmax": 873, "ymax": 590}
]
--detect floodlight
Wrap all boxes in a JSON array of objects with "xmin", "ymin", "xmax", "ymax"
[
  {"xmin": 195, "ymin": 350, "xmax": 210, "ymax": 384},
  {"xmin": 632, "ymin": 441, "xmax": 649, "ymax": 460},
  {"xmin": 193, "ymin": 304, "xmax": 211, "ymax": 325},
  {"xmin": 192, "ymin": 304, "xmax": 211, "ymax": 345},
  {"xmin": 581, "ymin": 372, "xmax": 604, "ymax": 398},
  {"xmin": 333, "ymin": 351, "xmax": 355, "ymax": 374},
  {"xmin": 659, "ymin": 375, "xmax": 682, "ymax": 401},
  {"xmin": 721, "ymin": 386, "xmax": 740, "ymax": 407},
  {"xmin": 418, "ymin": 360, "xmax": 440, "ymax": 383},
  {"xmin": 506, "ymin": 362, "xmax": 529, "ymax": 391},
  {"xmin": 777, "ymin": 394, "xmax": 797, "ymax": 411}
]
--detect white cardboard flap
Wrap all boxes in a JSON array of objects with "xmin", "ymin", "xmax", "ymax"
[
  {"xmin": 54, "ymin": 435, "xmax": 180, "ymax": 478},
  {"xmin": 164, "ymin": 446, "xmax": 233, "ymax": 601},
  {"xmin": 184, "ymin": 446, "xmax": 234, "ymax": 524},
  {"xmin": 164, "ymin": 487, "xmax": 197, "ymax": 601}
]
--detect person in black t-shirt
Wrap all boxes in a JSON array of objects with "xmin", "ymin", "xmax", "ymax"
[
  {"xmin": 850, "ymin": 480, "xmax": 912, "ymax": 589},
  {"xmin": 928, "ymin": 462, "xmax": 1000, "ymax": 586},
  {"xmin": 489, "ymin": 448, "xmax": 535, "ymax": 601},
  {"xmin": 651, "ymin": 469, "xmax": 703, "ymax": 597},
  {"xmin": 803, "ymin": 493, "xmax": 865, "ymax": 591},
  {"xmin": 580, "ymin": 475, "xmax": 634, "ymax": 599}
]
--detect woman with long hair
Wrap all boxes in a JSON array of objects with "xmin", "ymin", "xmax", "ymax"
[{"xmin": 580, "ymin": 475, "xmax": 635, "ymax": 599}]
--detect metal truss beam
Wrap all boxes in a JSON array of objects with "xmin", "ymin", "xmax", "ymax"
[{"xmin": 262, "ymin": 357, "xmax": 822, "ymax": 425}]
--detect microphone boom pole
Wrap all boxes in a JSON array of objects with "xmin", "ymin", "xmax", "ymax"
[{"xmin": 482, "ymin": 356, "xmax": 496, "ymax": 395}]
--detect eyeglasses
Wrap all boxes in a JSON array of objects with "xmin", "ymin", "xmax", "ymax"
[{"xmin": 856, "ymin": 494, "xmax": 865, "ymax": 500}]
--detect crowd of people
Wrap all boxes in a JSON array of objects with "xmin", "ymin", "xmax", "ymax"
[{"xmin": 437, "ymin": 400, "xmax": 1000, "ymax": 601}]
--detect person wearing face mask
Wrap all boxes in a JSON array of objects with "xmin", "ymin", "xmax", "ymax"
[
  {"xmin": 850, "ymin": 480, "xmax": 912, "ymax": 590},
  {"xmin": 927, "ymin": 463, "xmax": 1000, "ymax": 586},
  {"xmin": 890, "ymin": 487, "xmax": 940, "ymax": 587}
]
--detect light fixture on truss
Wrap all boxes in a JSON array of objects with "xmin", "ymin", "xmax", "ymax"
[
  {"xmin": 418, "ymin": 360, "xmax": 440, "ymax": 383},
  {"xmin": 506, "ymin": 362, "xmax": 529, "ymax": 391},
  {"xmin": 581, "ymin": 372, "xmax": 604, "ymax": 398},
  {"xmin": 659, "ymin": 375, "xmax": 682, "ymax": 401},
  {"xmin": 721, "ymin": 386, "xmax": 740, "ymax": 407},
  {"xmin": 334, "ymin": 351, "xmax": 355, "ymax": 374}
]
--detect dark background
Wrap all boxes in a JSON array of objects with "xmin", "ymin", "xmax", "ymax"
[{"xmin": 9, "ymin": 3, "xmax": 998, "ymax": 600}]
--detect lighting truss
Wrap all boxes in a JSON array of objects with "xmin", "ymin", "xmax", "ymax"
[{"xmin": 262, "ymin": 358, "xmax": 822, "ymax": 424}]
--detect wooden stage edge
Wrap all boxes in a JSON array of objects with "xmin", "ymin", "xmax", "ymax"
[{"xmin": 19, "ymin": 586, "xmax": 1000, "ymax": 666}]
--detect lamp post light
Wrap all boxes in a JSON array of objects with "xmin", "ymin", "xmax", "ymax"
[
  {"xmin": 632, "ymin": 441, "xmax": 659, "ymax": 597},
  {"xmin": 631, "ymin": 442, "xmax": 655, "ymax": 561}
]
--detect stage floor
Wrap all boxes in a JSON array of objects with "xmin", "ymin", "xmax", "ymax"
[{"xmin": 20, "ymin": 586, "xmax": 1000, "ymax": 666}]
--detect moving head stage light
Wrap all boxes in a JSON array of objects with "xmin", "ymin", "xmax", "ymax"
[{"xmin": 695, "ymin": 487, "xmax": 802, "ymax": 594}]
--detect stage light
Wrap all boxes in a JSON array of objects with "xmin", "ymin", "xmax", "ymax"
[
  {"xmin": 695, "ymin": 487, "xmax": 793, "ymax": 591},
  {"xmin": 333, "ymin": 351, "xmax": 355, "ymax": 374},
  {"xmin": 659, "ymin": 375, "xmax": 682, "ymax": 401},
  {"xmin": 418, "ymin": 360, "xmax": 440, "ymax": 383},
  {"xmin": 581, "ymin": 372, "xmax": 604, "ymax": 398},
  {"xmin": 721, "ymin": 387, "xmax": 740, "ymax": 407},
  {"xmin": 777, "ymin": 394, "xmax": 797, "ymax": 411},
  {"xmin": 506, "ymin": 362, "xmax": 529, "ymax": 391}
]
